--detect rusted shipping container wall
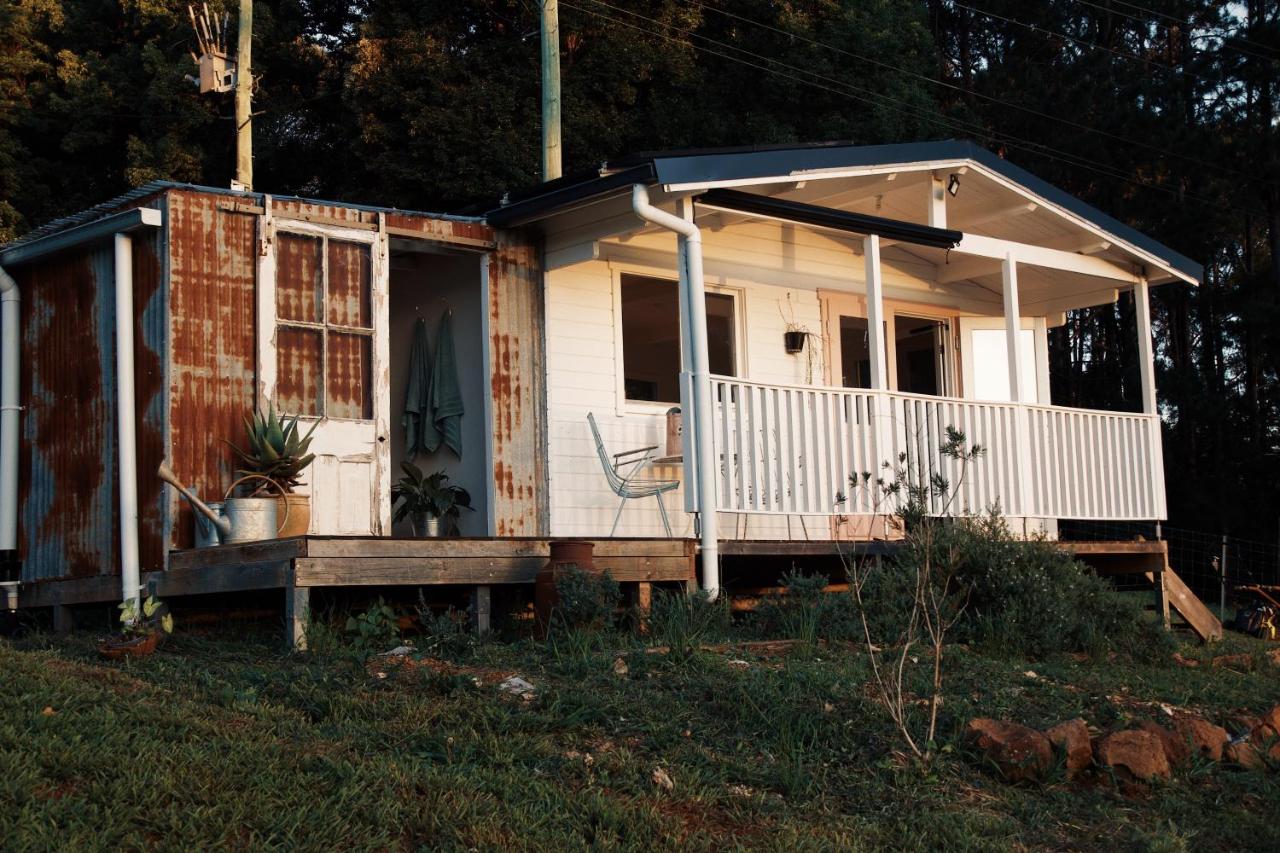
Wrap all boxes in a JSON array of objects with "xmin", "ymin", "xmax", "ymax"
[
  {"xmin": 15, "ymin": 201, "xmax": 167, "ymax": 580},
  {"xmin": 166, "ymin": 189, "xmax": 257, "ymax": 550},
  {"xmin": 488, "ymin": 232, "xmax": 548, "ymax": 536}
]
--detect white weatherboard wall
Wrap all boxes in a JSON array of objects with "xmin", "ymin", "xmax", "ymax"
[{"xmin": 543, "ymin": 221, "xmax": 1052, "ymax": 541}]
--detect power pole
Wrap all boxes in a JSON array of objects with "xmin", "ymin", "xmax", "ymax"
[
  {"xmin": 540, "ymin": 0, "xmax": 562, "ymax": 181},
  {"xmin": 233, "ymin": 0, "xmax": 253, "ymax": 190}
]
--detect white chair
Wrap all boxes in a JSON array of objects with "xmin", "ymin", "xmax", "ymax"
[{"xmin": 587, "ymin": 413, "xmax": 680, "ymax": 536}]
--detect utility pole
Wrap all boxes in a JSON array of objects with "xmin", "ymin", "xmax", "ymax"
[
  {"xmin": 540, "ymin": 0, "xmax": 562, "ymax": 181},
  {"xmin": 233, "ymin": 0, "xmax": 253, "ymax": 191}
]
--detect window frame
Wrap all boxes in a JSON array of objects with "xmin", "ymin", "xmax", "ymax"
[
  {"xmin": 272, "ymin": 224, "xmax": 377, "ymax": 422},
  {"xmin": 819, "ymin": 290, "xmax": 961, "ymax": 396},
  {"xmin": 610, "ymin": 264, "xmax": 746, "ymax": 416}
]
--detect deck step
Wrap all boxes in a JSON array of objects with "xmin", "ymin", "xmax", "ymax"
[{"xmin": 1149, "ymin": 562, "xmax": 1222, "ymax": 642}]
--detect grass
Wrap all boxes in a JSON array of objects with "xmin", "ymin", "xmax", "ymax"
[{"xmin": 2, "ymin": 616, "xmax": 1279, "ymax": 851}]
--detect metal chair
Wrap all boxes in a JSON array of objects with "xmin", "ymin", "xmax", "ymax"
[{"xmin": 587, "ymin": 412, "xmax": 680, "ymax": 537}]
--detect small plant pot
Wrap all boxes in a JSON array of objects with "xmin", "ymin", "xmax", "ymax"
[
  {"xmin": 784, "ymin": 330, "xmax": 807, "ymax": 354},
  {"xmin": 534, "ymin": 540, "xmax": 598, "ymax": 637},
  {"xmin": 274, "ymin": 493, "xmax": 311, "ymax": 538},
  {"xmin": 411, "ymin": 514, "xmax": 441, "ymax": 537},
  {"xmin": 96, "ymin": 631, "xmax": 161, "ymax": 661}
]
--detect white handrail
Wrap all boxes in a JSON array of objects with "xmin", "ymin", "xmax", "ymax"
[{"xmin": 705, "ymin": 374, "xmax": 1164, "ymax": 521}]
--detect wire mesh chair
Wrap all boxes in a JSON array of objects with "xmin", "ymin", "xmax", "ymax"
[{"xmin": 587, "ymin": 412, "xmax": 680, "ymax": 537}]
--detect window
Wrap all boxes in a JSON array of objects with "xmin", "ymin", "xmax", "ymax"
[
  {"xmin": 275, "ymin": 233, "xmax": 373, "ymax": 419},
  {"xmin": 893, "ymin": 314, "xmax": 949, "ymax": 396},
  {"xmin": 620, "ymin": 274, "xmax": 736, "ymax": 404}
]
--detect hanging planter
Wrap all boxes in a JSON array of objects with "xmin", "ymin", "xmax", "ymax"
[{"xmin": 784, "ymin": 330, "xmax": 808, "ymax": 354}]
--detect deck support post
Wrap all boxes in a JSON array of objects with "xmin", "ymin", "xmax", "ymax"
[
  {"xmin": 630, "ymin": 581, "xmax": 652, "ymax": 634},
  {"xmin": 470, "ymin": 585, "xmax": 492, "ymax": 636},
  {"xmin": 52, "ymin": 604, "xmax": 73, "ymax": 634},
  {"xmin": 285, "ymin": 584, "xmax": 309, "ymax": 651}
]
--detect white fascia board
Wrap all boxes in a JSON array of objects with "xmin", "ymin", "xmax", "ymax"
[{"xmin": 662, "ymin": 160, "xmax": 962, "ymax": 193}]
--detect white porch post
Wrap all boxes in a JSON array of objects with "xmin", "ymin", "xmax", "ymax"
[
  {"xmin": 863, "ymin": 235, "xmax": 888, "ymax": 391},
  {"xmin": 1133, "ymin": 275, "xmax": 1166, "ymax": 518},
  {"xmin": 1001, "ymin": 252, "xmax": 1033, "ymax": 521}
]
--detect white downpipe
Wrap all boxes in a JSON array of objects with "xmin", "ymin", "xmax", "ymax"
[
  {"xmin": 631, "ymin": 184, "xmax": 719, "ymax": 600},
  {"xmin": 114, "ymin": 233, "xmax": 141, "ymax": 607},
  {"xmin": 0, "ymin": 264, "xmax": 19, "ymax": 553}
]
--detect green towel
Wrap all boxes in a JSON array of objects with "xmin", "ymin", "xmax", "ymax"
[
  {"xmin": 428, "ymin": 311, "xmax": 464, "ymax": 458},
  {"xmin": 402, "ymin": 318, "xmax": 435, "ymax": 457}
]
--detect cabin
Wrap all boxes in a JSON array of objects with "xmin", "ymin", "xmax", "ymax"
[{"xmin": 0, "ymin": 141, "xmax": 1220, "ymax": 643}]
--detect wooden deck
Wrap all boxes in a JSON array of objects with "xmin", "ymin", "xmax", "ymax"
[{"xmin": 18, "ymin": 536, "xmax": 697, "ymax": 647}]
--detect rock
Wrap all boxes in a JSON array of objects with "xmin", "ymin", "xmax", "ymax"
[
  {"xmin": 1212, "ymin": 653, "xmax": 1254, "ymax": 671},
  {"xmin": 1137, "ymin": 720, "xmax": 1191, "ymax": 768},
  {"xmin": 1257, "ymin": 705, "xmax": 1280, "ymax": 738},
  {"xmin": 1094, "ymin": 730, "xmax": 1172, "ymax": 782},
  {"xmin": 1172, "ymin": 716, "xmax": 1228, "ymax": 762},
  {"xmin": 1171, "ymin": 652, "xmax": 1199, "ymax": 668},
  {"xmin": 1267, "ymin": 648, "xmax": 1280, "ymax": 668},
  {"xmin": 964, "ymin": 718, "xmax": 1053, "ymax": 783},
  {"xmin": 498, "ymin": 676, "xmax": 536, "ymax": 699},
  {"xmin": 1044, "ymin": 718, "xmax": 1092, "ymax": 777},
  {"xmin": 1225, "ymin": 739, "xmax": 1266, "ymax": 770}
]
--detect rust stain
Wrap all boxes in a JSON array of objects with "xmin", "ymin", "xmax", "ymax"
[{"xmin": 167, "ymin": 189, "xmax": 257, "ymax": 550}]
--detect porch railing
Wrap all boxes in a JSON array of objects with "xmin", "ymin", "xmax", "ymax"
[{"xmin": 704, "ymin": 375, "xmax": 1165, "ymax": 521}]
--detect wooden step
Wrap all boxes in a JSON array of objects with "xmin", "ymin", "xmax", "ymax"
[{"xmin": 1149, "ymin": 561, "xmax": 1222, "ymax": 642}]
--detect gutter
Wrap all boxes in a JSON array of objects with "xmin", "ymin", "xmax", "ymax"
[
  {"xmin": 0, "ymin": 206, "xmax": 162, "ymax": 605},
  {"xmin": 630, "ymin": 184, "xmax": 719, "ymax": 600}
]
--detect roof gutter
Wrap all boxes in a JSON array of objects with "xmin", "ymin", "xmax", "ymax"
[
  {"xmin": 696, "ymin": 188, "xmax": 963, "ymax": 249},
  {"xmin": 0, "ymin": 206, "xmax": 162, "ymax": 607}
]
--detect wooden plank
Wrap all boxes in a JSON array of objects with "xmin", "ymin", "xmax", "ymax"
[
  {"xmin": 155, "ymin": 561, "xmax": 292, "ymax": 597},
  {"xmin": 1152, "ymin": 562, "xmax": 1222, "ymax": 642},
  {"xmin": 1060, "ymin": 541, "xmax": 1168, "ymax": 556},
  {"xmin": 471, "ymin": 585, "xmax": 492, "ymax": 635},
  {"xmin": 168, "ymin": 537, "xmax": 307, "ymax": 570},
  {"xmin": 384, "ymin": 226, "xmax": 495, "ymax": 251},
  {"xmin": 19, "ymin": 575, "xmax": 122, "ymax": 608},
  {"xmin": 293, "ymin": 555, "xmax": 693, "ymax": 587},
  {"xmin": 717, "ymin": 539, "xmax": 896, "ymax": 557},
  {"xmin": 302, "ymin": 537, "xmax": 691, "ymax": 559}
]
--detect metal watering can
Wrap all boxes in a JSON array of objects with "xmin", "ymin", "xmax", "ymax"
[{"xmin": 157, "ymin": 463, "xmax": 290, "ymax": 546}]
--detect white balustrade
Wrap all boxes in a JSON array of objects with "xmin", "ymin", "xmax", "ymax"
[{"xmin": 704, "ymin": 375, "xmax": 1164, "ymax": 521}]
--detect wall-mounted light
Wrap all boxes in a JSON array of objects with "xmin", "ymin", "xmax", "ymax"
[{"xmin": 947, "ymin": 173, "xmax": 961, "ymax": 197}]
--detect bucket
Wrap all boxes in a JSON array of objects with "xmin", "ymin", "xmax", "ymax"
[{"xmin": 222, "ymin": 497, "xmax": 279, "ymax": 544}]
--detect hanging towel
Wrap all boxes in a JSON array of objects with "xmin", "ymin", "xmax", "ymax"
[
  {"xmin": 402, "ymin": 318, "xmax": 437, "ymax": 457},
  {"xmin": 429, "ymin": 311, "xmax": 464, "ymax": 458}
]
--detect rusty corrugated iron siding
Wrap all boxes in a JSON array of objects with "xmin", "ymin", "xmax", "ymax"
[
  {"xmin": 165, "ymin": 189, "xmax": 257, "ymax": 550},
  {"xmin": 15, "ymin": 198, "xmax": 167, "ymax": 580},
  {"xmin": 488, "ymin": 232, "xmax": 548, "ymax": 536}
]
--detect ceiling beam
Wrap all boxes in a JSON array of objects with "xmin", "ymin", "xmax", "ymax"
[{"xmin": 953, "ymin": 233, "xmax": 1139, "ymax": 283}]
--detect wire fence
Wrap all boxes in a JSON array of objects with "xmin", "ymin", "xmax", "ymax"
[{"xmin": 1058, "ymin": 519, "xmax": 1280, "ymax": 620}]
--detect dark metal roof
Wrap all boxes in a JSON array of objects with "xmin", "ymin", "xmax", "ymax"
[
  {"xmin": 697, "ymin": 189, "xmax": 961, "ymax": 250},
  {"xmin": 3, "ymin": 181, "xmax": 479, "ymax": 253},
  {"xmin": 483, "ymin": 139, "xmax": 1201, "ymax": 282}
]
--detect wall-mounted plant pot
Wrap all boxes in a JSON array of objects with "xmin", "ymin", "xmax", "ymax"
[{"xmin": 784, "ymin": 331, "xmax": 807, "ymax": 354}]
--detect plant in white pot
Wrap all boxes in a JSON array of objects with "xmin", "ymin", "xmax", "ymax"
[{"xmin": 392, "ymin": 462, "xmax": 473, "ymax": 536}]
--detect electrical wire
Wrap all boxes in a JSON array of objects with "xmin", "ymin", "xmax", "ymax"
[
  {"xmin": 562, "ymin": 0, "xmax": 1265, "ymax": 215},
  {"xmin": 1070, "ymin": 0, "xmax": 1280, "ymax": 59},
  {"xmin": 686, "ymin": 0, "xmax": 1260, "ymax": 186}
]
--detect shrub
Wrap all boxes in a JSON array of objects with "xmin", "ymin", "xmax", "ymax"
[
  {"xmin": 552, "ymin": 567, "xmax": 621, "ymax": 632},
  {"xmin": 345, "ymin": 598, "xmax": 400, "ymax": 656},
  {"xmin": 862, "ymin": 513, "xmax": 1174, "ymax": 660}
]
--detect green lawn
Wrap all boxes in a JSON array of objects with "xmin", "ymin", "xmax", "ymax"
[{"xmin": 2, "ymin": 619, "xmax": 1279, "ymax": 851}]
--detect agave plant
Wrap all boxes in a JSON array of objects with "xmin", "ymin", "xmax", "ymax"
[{"xmin": 227, "ymin": 406, "xmax": 318, "ymax": 494}]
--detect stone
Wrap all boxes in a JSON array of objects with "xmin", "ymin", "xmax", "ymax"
[
  {"xmin": 1094, "ymin": 730, "xmax": 1172, "ymax": 782},
  {"xmin": 1267, "ymin": 648, "xmax": 1280, "ymax": 668},
  {"xmin": 1137, "ymin": 720, "xmax": 1191, "ymax": 768},
  {"xmin": 964, "ymin": 718, "xmax": 1053, "ymax": 783},
  {"xmin": 1225, "ymin": 739, "xmax": 1266, "ymax": 771},
  {"xmin": 1257, "ymin": 705, "xmax": 1280, "ymax": 738},
  {"xmin": 1171, "ymin": 716, "xmax": 1229, "ymax": 762},
  {"xmin": 1044, "ymin": 718, "xmax": 1093, "ymax": 776},
  {"xmin": 1212, "ymin": 653, "xmax": 1254, "ymax": 670}
]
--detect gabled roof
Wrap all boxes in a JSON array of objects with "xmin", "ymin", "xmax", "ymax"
[{"xmin": 486, "ymin": 140, "xmax": 1201, "ymax": 284}]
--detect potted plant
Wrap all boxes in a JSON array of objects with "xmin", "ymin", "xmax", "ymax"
[
  {"xmin": 392, "ymin": 462, "xmax": 473, "ymax": 536},
  {"xmin": 227, "ymin": 406, "xmax": 318, "ymax": 538},
  {"xmin": 97, "ymin": 595, "xmax": 174, "ymax": 660},
  {"xmin": 783, "ymin": 322, "xmax": 808, "ymax": 354}
]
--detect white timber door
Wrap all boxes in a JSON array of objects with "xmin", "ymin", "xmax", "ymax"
[
  {"xmin": 958, "ymin": 316, "xmax": 1050, "ymax": 404},
  {"xmin": 257, "ymin": 213, "xmax": 391, "ymax": 535}
]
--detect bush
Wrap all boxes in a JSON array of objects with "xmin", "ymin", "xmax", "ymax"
[
  {"xmin": 860, "ymin": 513, "xmax": 1174, "ymax": 660},
  {"xmin": 552, "ymin": 567, "xmax": 621, "ymax": 632}
]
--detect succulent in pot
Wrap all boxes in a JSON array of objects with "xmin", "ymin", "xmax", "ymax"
[
  {"xmin": 226, "ymin": 406, "xmax": 318, "ymax": 537},
  {"xmin": 392, "ymin": 462, "xmax": 473, "ymax": 536}
]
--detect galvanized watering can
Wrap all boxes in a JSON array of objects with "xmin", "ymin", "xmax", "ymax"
[{"xmin": 158, "ymin": 464, "xmax": 290, "ymax": 546}]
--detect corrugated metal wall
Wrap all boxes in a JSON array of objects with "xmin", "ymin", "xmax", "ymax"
[
  {"xmin": 15, "ymin": 199, "xmax": 167, "ymax": 580},
  {"xmin": 166, "ymin": 190, "xmax": 257, "ymax": 550},
  {"xmin": 487, "ymin": 232, "xmax": 548, "ymax": 536}
]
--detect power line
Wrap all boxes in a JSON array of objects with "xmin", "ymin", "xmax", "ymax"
[
  {"xmin": 688, "ymin": 0, "xmax": 1259, "ymax": 187},
  {"xmin": 561, "ymin": 0, "xmax": 1265, "ymax": 215},
  {"xmin": 1072, "ymin": 0, "xmax": 1280, "ymax": 59}
]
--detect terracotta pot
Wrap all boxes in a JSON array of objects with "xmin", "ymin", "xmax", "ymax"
[
  {"xmin": 274, "ymin": 493, "xmax": 311, "ymax": 538},
  {"xmin": 534, "ymin": 539, "xmax": 597, "ymax": 637},
  {"xmin": 96, "ymin": 631, "xmax": 161, "ymax": 661}
]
